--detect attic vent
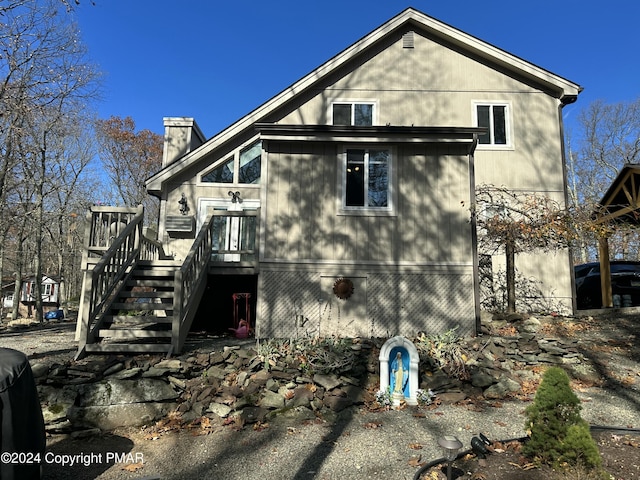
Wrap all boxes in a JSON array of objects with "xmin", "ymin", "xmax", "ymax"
[{"xmin": 402, "ymin": 31, "xmax": 414, "ymax": 49}]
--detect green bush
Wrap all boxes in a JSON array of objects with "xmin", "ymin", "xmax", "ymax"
[
  {"xmin": 523, "ymin": 367, "xmax": 603, "ymax": 472},
  {"xmin": 561, "ymin": 422, "xmax": 602, "ymax": 470}
]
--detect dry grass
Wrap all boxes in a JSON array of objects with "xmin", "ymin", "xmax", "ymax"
[{"xmin": 6, "ymin": 318, "xmax": 40, "ymax": 327}]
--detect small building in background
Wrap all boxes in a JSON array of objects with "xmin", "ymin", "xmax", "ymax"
[{"xmin": 2, "ymin": 275, "xmax": 60, "ymax": 319}]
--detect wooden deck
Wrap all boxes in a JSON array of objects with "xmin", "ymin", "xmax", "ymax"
[{"xmin": 75, "ymin": 206, "xmax": 259, "ymax": 358}]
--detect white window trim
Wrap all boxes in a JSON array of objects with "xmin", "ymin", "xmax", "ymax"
[
  {"xmin": 329, "ymin": 99, "xmax": 379, "ymax": 126},
  {"xmin": 337, "ymin": 145, "xmax": 396, "ymax": 217},
  {"xmin": 472, "ymin": 101, "xmax": 513, "ymax": 150},
  {"xmin": 197, "ymin": 198, "xmax": 261, "ymax": 231}
]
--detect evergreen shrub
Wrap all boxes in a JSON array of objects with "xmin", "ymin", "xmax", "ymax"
[{"xmin": 523, "ymin": 367, "xmax": 603, "ymax": 472}]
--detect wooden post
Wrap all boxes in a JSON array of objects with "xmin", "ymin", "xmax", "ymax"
[
  {"xmin": 598, "ymin": 236, "xmax": 613, "ymax": 308},
  {"xmin": 506, "ymin": 239, "xmax": 516, "ymax": 313}
]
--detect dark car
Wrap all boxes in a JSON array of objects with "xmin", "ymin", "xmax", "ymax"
[{"xmin": 575, "ymin": 261, "xmax": 640, "ymax": 309}]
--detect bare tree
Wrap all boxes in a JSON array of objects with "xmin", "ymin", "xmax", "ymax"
[
  {"xmin": 567, "ymin": 97, "xmax": 640, "ymax": 262},
  {"xmin": 573, "ymin": 98, "xmax": 640, "ymax": 202},
  {"xmin": 94, "ymin": 116, "xmax": 163, "ymax": 225},
  {"xmin": 0, "ymin": 0, "xmax": 100, "ymax": 321},
  {"xmin": 42, "ymin": 122, "xmax": 97, "ymax": 315}
]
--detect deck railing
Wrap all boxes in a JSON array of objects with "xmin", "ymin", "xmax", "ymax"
[
  {"xmin": 84, "ymin": 206, "xmax": 141, "ymax": 258},
  {"xmin": 76, "ymin": 205, "xmax": 165, "ymax": 355},
  {"xmin": 210, "ymin": 209, "xmax": 260, "ymax": 265},
  {"xmin": 77, "ymin": 205, "xmax": 259, "ymax": 356},
  {"xmin": 172, "ymin": 214, "xmax": 214, "ymax": 352},
  {"xmin": 172, "ymin": 209, "xmax": 259, "ymax": 352}
]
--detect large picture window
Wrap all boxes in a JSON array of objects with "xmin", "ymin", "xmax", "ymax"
[
  {"xmin": 475, "ymin": 103, "xmax": 510, "ymax": 147},
  {"xmin": 341, "ymin": 147, "xmax": 393, "ymax": 213}
]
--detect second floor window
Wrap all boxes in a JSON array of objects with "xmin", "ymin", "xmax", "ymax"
[
  {"xmin": 332, "ymin": 102, "xmax": 374, "ymax": 126},
  {"xmin": 476, "ymin": 103, "xmax": 510, "ymax": 146}
]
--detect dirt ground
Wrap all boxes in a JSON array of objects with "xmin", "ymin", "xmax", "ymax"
[{"xmin": 416, "ymin": 430, "xmax": 640, "ymax": 479}]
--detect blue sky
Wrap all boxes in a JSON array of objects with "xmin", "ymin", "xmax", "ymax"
[{"xmin": 74, "ymin": 0, "xmax": 639, "ymax": 138}]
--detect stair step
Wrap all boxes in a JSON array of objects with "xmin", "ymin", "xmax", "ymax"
[
  {"xmin": 98, "ymin": 329, "xmax": 172, "ymax": 339},
  {"xmin": 126, "ymin": 291, "xmax": 174, "ymax": 298},
  {"xmin": 85, "ymin": 343, "xmax": 172, "ymax": 354},
  {"xmin": 104, "ymin": 315, "xmax": 173, "ymax": 323},
  {"xmin": 112, "ymin": 302, "xmax": 173, "ymax": 310},
  {"xmin": 131, "ymin": 269, "xmax": 177, "ymax": 278},
  {"xmin": 127, "ymin": 279, "xmax": 174, "ymax": 288},
  {"xmin": 138, "ymin": 260, "xmax": 181, "ymax": 268}
]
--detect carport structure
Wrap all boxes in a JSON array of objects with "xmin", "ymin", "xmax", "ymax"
[{"xmin": 593, "ymin": 164, "xmax": 640, "ymax": 308}]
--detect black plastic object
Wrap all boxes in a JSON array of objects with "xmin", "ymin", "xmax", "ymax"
[
  {"xmin": 471, "ymin": 436, "xmax": 490, "ymax": 458},
  {"xmin": 479, "ymin": 432, "xmax": 491, "ymax": 445},
  {"xmin": 0, "ymin": 348, "xmax": 45, "ymax": 480}
]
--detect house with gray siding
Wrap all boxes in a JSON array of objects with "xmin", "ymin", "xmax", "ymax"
[{"xmin": 76, "ymin": 8, "xmax": 581, "ymax": 356}]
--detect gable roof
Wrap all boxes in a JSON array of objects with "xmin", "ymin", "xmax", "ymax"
[
  {"xmin": 596, "ymin": 164, "xmax": 640, "ymax": 225},
  {"xmin": 2, "ymin": 274, "xmax": 60, "ymax": 291},
  {"xmin": 147, "ymin": 7, "xmax": 582, "ymax": 194}
]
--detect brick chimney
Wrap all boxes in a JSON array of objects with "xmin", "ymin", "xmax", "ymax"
[{"xmin": 162, "ymin": 117, "xmax": 205, "ymax": 167}]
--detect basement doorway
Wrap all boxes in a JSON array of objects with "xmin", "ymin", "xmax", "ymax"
[{"xmin": 191, "ymin": 274, "xmax": 258, "ymax": 335}]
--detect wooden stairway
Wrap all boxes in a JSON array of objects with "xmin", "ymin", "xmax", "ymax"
[{"xmin": 84, "ymin": 260, "xmax": 181, "ymax": 355}]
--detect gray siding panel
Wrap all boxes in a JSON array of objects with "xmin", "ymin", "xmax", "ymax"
[{"xmin": 257, "ymin": 268, "xmax": 475, "ymax": 338}]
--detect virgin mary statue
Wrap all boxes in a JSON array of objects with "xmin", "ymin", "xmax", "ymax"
[{"xmin": 390, "ymin": 350, "xmax": 409, "ymax": 396}]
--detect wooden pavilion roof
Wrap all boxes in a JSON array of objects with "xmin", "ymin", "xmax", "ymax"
[
  {"xmin": 596, "ymin": 163, "xmax": 640, "ymax": 225},
  {"xmin": 587, "ymin": 164, "xmax": 640, "ymax": 310}
]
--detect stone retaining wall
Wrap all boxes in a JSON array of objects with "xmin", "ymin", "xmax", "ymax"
[{"xmin": 33, "ymin": 314, "xmax": 600, "ymax": 433}]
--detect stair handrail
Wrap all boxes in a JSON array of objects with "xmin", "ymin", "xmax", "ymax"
[
  {"xmin": 76, "ymin": 205, "xmax": 145, "ymax": 355},
  {"xmin": 172, "ymin": 213, "xmax": 214, "ymax": 353},
  {"xmin": 140, "ymin": 235, "xmax": 166, "ymax": 261}
]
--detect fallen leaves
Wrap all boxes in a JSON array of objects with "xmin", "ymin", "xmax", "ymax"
[
  {"xmin": 122, "ymin": 462, "xmax": 144, "ymax": 472},
  {"xmin": 252, "ymin": 421, "xmax": 269, "ymax": 432},
  {"xmin": 408, "ymin": 442, "xmax": 423, "ymax": 450},
  {"xmin": 539, "ymin": 320, "xmax": 590, "ymax": 337},
  {"xmin": 363, "ymin": 422, "xmax": 382, "ymax": 429},
  {"xmin": 407, "ymin": 455, "xmax": 424, "ymax": 467},
  {"xmin": 188, "ymin": 416, "xmax": 218, "ymax": 436},
  {"xmin": 617, "ymin": 373, "xmax": 637, "ymax": 386},
  {"xmin": 622, "ymin": 435, "xmax": 640, "ymax": 448},
  {"xmin": 519, "ymin": 379, "xmax": 540, "ymax": 396},
  {"xmin": 508, "ymin": 461, "xmax": 536, "ymax": 470},
  {"xmin": 142, "ymin": 412, "xmax": 185, "ymax": 439},
  {"xmin": 494, "ymin": 325, "xmax": 518, "ymax": 336}
]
